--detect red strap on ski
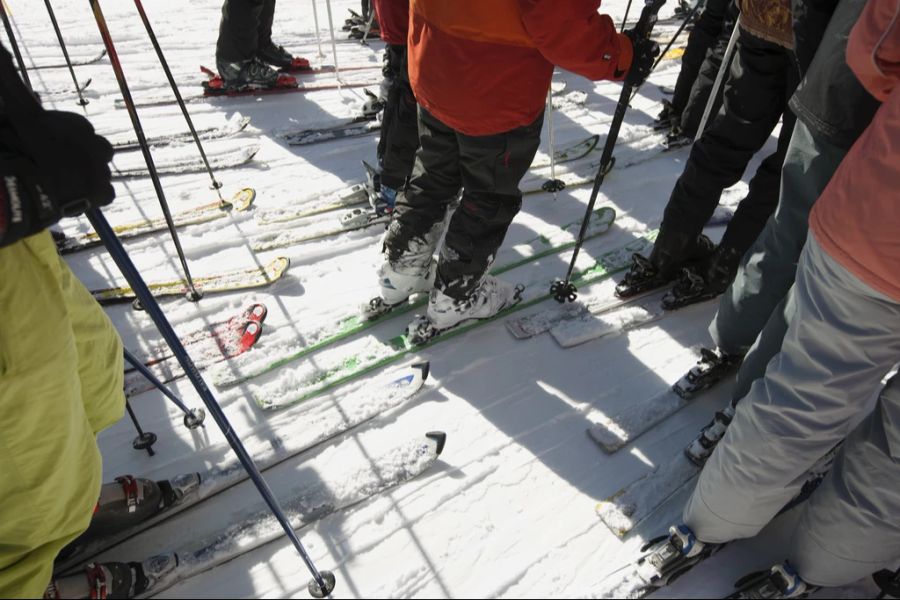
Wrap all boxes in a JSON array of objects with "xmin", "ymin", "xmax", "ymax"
[
  {"xmin": 115, "ymin": 475, "xmax": 143, "ymax": 514},
  {"xmin": 86, "ymin": 563, "xmax": 108, "ymax": 600},
  {"xmin": 240, "ymin": 321, "xmax": 263, "ymax": 352}
]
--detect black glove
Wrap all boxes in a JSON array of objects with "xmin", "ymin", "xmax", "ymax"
[
  {"xmin": 0, "ymin": 110, "xmax": 114, "ymax": 248},
  {"xmin": 623, "ymin": 28, "xmax": 660, "ymax": 87}
]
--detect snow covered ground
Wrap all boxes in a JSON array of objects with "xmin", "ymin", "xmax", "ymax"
[{"xmin": 8, "ymin": 0, "xmax": 879, "ymax": 597}]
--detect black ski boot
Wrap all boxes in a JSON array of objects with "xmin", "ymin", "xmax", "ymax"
[
  {"xmin": 874, "ymin": 567, "xmax": 900, "ymax": 599},
  {"xmin": 615, "ymin": 232, "xmax": 715, "ymax": 299},
  {"xmin": 349, "ymin": 19, "xmax": 380, "ymax": 39},
  {"xmin": 673, "ymin": 346, "xmax": 744, "ymax": 399},
  {"xmin": 631, "ymin": 524, "xmax": 720, "ymax": 596},
  {"xmin": 58, "ymin": 474, "xmax": 200, "ymax": 562},
  {"xmin": 651, "ymin": 99, "xmax": 678, "ymax": 131},
  {"xmin": 46, "ymin": 554, "xmax": 178, "ymax": 599},
  {"xmin": 257, "ymin": 42, "xmax": 310, "ymax": 72},
  {"xmin": 661, "ymin": 244, "xmax": 742, "ymax": 310},
  {"xmin": 663, "ymin": 126, "xmax": 693, "ymax": 150},
  {"xmin": 684, "ymin": 403, "xmax": 736, "ymax": 465},
  {"xmin": 215, "ymin": 57, "xmax": 284, "ymax": 90},
  {"xmin": 727, "ymin": 563, "xmax": 813, "ymax": 599}
]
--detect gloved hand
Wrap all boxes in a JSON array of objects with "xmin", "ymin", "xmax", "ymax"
[
  {"xmin": 622, "ymin": 28, "xmax": 660, "ymax": 87},
  {"xmin": 0, "ymin": 110, "xmax": 114, "ymax": 248}
]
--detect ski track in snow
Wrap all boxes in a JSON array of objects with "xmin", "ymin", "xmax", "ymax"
[{"xmin": 13, "ymin": 0, "xmax": 818, "ymax": 596}]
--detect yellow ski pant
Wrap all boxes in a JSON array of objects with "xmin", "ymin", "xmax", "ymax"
[{"xmin": 0, "ymin": 231, "xmax": 124, "ymax": 598}]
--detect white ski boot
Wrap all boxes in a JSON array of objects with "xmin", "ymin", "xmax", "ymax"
[
  {"xmin": 361, "ymin": 259, "xmax": 437, "ymax": 321},
  {"xmin": 406, "ymin": 276, "xmax": 523, "ymax": 345}
]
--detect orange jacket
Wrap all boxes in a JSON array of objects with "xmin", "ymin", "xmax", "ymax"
[
  {"xmin": 408, "ymin": 0, "xmax": 633, "ymax": 136},
  {"xmin": 809, "ymin": 0, "xmax": 900, "ymax": 301}
]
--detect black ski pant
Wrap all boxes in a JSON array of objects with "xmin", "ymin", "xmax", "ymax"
[
  {"xmin": 383, "ymin": 108, "xmax": 543, "ymax": 300},
  {"xmin": 658, "ymin": 29, "xmax": 800, "ymax": 259},
  {"xmin": 670, "ymin": 0, "xmax": 737, "ymax": 137},
  {"xmin": 216, "ymin": 0, "xmax": 276, "ymax": 63},
  {"xmin": 377, "ymin": 45, "xmax": 419, "ymax": 191}
]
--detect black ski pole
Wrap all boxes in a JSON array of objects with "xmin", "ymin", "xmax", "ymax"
[
  {"xmin": 123, "ymin": 348, "xmax": 206, "ymax": 430},
  {"xmin": 0, "ymin": 1, "xmax": 30, "ymax": 91},
  {"xmin": 550, "ymin": 0, "xmax": 667, "ymax": 303},
  {"xmin": 132, "ymin": 0, "xmax": 225, "ymax": 201},
  {"xmin": 88, "ymin": 0, "xmax": 203, "ymax": 303},
  {"xmin": 620, "ymin": 0, "xmax": 634, "ymax": 32},
  {"xmin": 628, "ymin": 0, "xmax": 703, "ymax": 103},
  {"xmin": 125, "ymin": 398, "xmax": 157, "ymax": 456},
  {"xmin": 86, "ymin": 211, "xmax": 336, "ymax": 597},
  {"xmin": 43, "ymin": 0, "xmax": 89, "ymax": 106}
]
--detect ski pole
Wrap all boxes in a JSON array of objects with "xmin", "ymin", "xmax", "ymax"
[
  {"xmin": 310, "ymin": 0, "xmax": 325, "ymax": 59},
  {"xmin": 695, "ymin": 14, "xmax": 739, "ymax": 141},
  {"xmin": 324, "ymin": 0, "xmax": 342, "ymax": 86},
  {"xmin": 550, "ymin": 0, "xmax": 667, "ymax": 303},
  {"xmin": 620, "ymin": 0, "xmax": 634, "ymax": 32},
  {"xmin": 0, "ymin": 1, "xmax": 30, "ymax": 91},
  {"xmin": 87, "ymin": 208, "xmax": 336, "ymax": 598},
  {"xmin": 629, "ymin": 0, "xmax": 703, "ymax": 103},
  {"xmin": 542, "ymin": 87, "xmax": 565, "ymax": 198},
  {"xmin": 43, "ymin": 0, "xmax": 89, "ymax": 106},
  {"xmin": 123, "ymin": 348, "xmax": 206, "ymax": 430},
  {"xmin": 88, "ymin": 0, "xmax": 203, "ymax": 303},
  {"xmin": 125, "ymin": 398, "xmax": 157, "ymax": 456},
  {"xmin": 132, "ymin": 0, "xmax": 225, "ymax": 202}
]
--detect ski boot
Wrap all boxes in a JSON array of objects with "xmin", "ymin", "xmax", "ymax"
[
  {"xmin": 874, "ymin": 567, "xmax": 900, "ymax": 599},
  {"xmin": 651, "ymin": 99, "xmax": 678, "ymax": 131},
  {"xmin": 361, "ymin": 259, "xmax": 438, "ymax": 321},
  {"xmin": 59, "ymin": 474, "xmax": 201, "ymax": 562},
  {"xmin": 684, "ymin": 403, "xmax": 736, "ymax": 465},
  {"xmin": 46, "ymin": 553, "xmax": 178, "ymax": 599},
  {"xmin": 663, "ymin": 126, "xmax": 693, "ymax": 150},
  {"xmin": 633, "ymin": 524, "xmax": 720, "ymax": 595},
  {"xmin": 615, "ymin": 232, "xmax": 715, "ymax": 299},
  {"xmin": 360, "ymin": 161, "xmax": 396, "ymax": 217},
  {"xmin": 214, "ymin": 57, "xmax": 295, "ymax": 91},
  {"xmin": 349, "ymin": 19, "xmax": 380, "ymax": 40},
  {"xmin": 257, "ymin": 41, "xmax": 310, "ymax": 72},
  {"xmin": 673, "ymin": 346, "xmax": 743, "ymax": 399},
  {"xmin": 661, "ymin": 244, "xmax": 743, "ymax": 310},
  {"xmin": 727, "ymin": 563, "xmax": 813, "ymax": 599},
  {"xmin": 406, "ymin": 277, "xmax": 524, "ymax": 346},
  {"xmin": 361, "ymin": 88, "xmax": 387, "ymax": 118}
]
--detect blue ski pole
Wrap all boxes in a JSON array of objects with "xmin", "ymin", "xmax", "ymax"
[
  {"xmin": 123, "ymin": 348, "xmax": 206, "ymax": 430},
  {"xmin": 86, "ymin": 209, "xmax": 337, "ymax": 598}
]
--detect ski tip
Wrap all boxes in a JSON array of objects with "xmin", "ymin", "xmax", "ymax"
[
  {"xmin": 230, "ymin": 187, "xmax": 257, "ymax": 211},
  {"xmin": 426, "ymin": 431, "xmax": 447, "ymax": 456},
  {"xmin": 411, "ymin": 361, "xmax": 431, "ymax": 381}
]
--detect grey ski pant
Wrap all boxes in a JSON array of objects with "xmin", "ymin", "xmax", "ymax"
[
  {"xmin": 383, "ymin": 108, "xmax": 542, "ymax": 300},
  {"xmin": 216, "ymin": 0, "xmax": 276, "ymax": 63},
  {"xmin": 684, "ymin": 234, "xmax": 900, "ymax": 586}
]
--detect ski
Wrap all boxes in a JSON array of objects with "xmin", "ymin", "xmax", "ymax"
[
  {"xmin": 27, "ymin": 48, "xmax": 107, "ymax": 70},
  {"xmin": 281, "ymin": 117, "xmax": 380, "ymax": 146},
  {"xmin": 504, "ymin": 206, "xmax": 733, "ymax": 341},
  {"xmin": 55, "ymin": 370, "xmax": 432, "ymax": 571},
  {"xmin": 252, "ymin": 134, "xmax": 603, "ymax": 227},
  {"xmin": 124, "ymin": 306, "xmax": 267, "ymax": 398},
  {"xmin": 90, "ymin": 256, "xmax": 290, "ymax": 305},
  {"xmin": 213, "ymin": 207, "xmax": 620, "ymax": 397},
  {"xmin": 132, "ymin": 432, "xmax": 445, "ymax": 598},
  {"xmin": 56, "ymin": 188, "xmax": 256, "ymax": 254},
  {"xmin": 109, "ymin": 116, "xmax": 252, "ymax": 152},
  {"xmin": 128, "ymin": 303, "xmax": 267, "ymax": 372},
  {"xmin": 110, "ymin": 144, "xmax": 259, "ymax": 179},
  {"xmin": 250, "ymin": 207, "xmax": 390, "ymax": 251}
]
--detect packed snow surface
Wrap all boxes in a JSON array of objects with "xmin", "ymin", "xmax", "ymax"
[{"xmin": 9, "ymin": 0, "xmax": 865, "ymax": 596}]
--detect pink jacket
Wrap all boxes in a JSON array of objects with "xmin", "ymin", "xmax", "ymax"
[{"xmin": 809, "ymin": 0, "xmax": 900, "ymax": 301}]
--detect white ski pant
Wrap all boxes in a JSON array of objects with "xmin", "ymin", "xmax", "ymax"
[{"xmin": 683, "ymin": 233, "xmax": 900, "ymax": 587}]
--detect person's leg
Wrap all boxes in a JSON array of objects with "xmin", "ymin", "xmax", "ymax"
[
  {"xmin": 788, "ymin": 375, "xmax": 900, "ymax": 586},
  {"xmin": 669, "ymin": 0, "xmax": 731, "ymax": 117},
  {"xmin": 378, "ymin": 45, "xmax": 419, "ymax": 192},
  {"xmin": 710, "ymin": 121, "xmax": 849, "ymax": 356},
  {"xmin": 683, "ymin": 235, "xmax": 900, "ymax": 543},
  {"xmin": 433, "ymin": 113, "xmax": 543, "ymax": 299},
  {"xmin": 216, "ymin": 0, "xmax": 266, "ymax": 63},
  {"xmin": 383, "ymin": 108, "xmax": 462, "ymax": 274},
  {"xmin": 0, "ymin": 232, "xmax": 110, "ymax": 597},
  {"xmin": 256, "ymin": 0, "xmax": 276, "ymax": 50}
]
